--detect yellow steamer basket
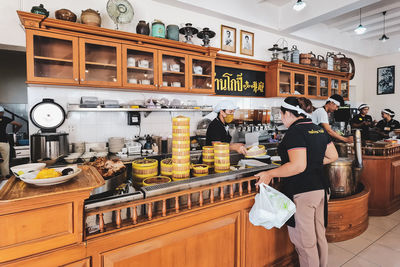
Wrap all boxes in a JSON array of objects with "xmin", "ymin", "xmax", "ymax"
[
  {"xmin": 173, "ymin": 163, "xmax": 190, "ymax": 180},
  {"xmin": 132, "ymin": 158, "xmax": 158, "ymax": 185},
  {"xmin": 160, "ymin": 158, "xmax": 173, "ymax": 177},
  {"xmin": 192, "ymin": 164, "xmax": 209, "ymax": 177},
  {"xmin": 172, "ymin": 115, "xmax": 190, "ymax": 126},
  {"xmin": 143, "ymin": 176, "xmax": 171, "ymax": 186},
  {"xmin": 213, "ymin": 142, "xmax": 230, "ymax": 172},
  {"xmin": 202, "ymin": 146, "xmax": 214, "ymax": 167}
]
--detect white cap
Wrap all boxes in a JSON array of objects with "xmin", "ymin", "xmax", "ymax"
[
  {"xmin": 213, "ymin": 100, "xmax": 238, "ymax": 113},
  {"xmin": 0, "ymin": 106, "xmax": 4, "ymax": 112}
]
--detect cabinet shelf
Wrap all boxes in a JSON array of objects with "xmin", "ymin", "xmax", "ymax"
[
  {"xmin": 295, "ymin": 84, "xmax": 305, "ymax": 86},
  {"xmin": 34, "ymin": 56, "xmax": 73, "ymax": 63},
  {"xmin": 193, "ymin": 74, "xmax": 212, "ymax": 78},
  {"xmin": 279, "ymin": 82, "xmax": 291, "ymax": 85},
  {"xmin": 67, "ymin": 104, "xmax": 212, "ymax": 113},
  {"xmin": 127, "ymin": 66, "xmax": 153, "ymax": 71},
  {"xmin": 163, "ymin": 71, "xmax": 185, "ymax": 75},
  {"xmin": 85, "ymin": 61, "xmax": 117, "ymax": 67}
]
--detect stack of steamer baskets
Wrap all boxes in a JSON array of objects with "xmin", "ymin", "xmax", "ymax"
[
  {"xmin": 172, "ymin": 116, "xmax": 191, "ymax": 181},
  {"xmin": 132, "ymin": 158, "xmax": 158, "ymax": 186},
  {"xmin": 202, "ymin": 146, "xmax": 214, "ymax": 168},
  {"xmin": 213, "ymin": 142, "xmax": 230, "ymax": 173}
]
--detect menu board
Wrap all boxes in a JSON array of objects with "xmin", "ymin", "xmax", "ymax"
[{"xmin": 214, "ymin": 66, "xmax": 266, "ymax": 97}]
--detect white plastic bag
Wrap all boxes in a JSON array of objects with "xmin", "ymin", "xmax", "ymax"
[{"xmin": 249, "ymin": 183, "xmax": 296, "ymax": 229}]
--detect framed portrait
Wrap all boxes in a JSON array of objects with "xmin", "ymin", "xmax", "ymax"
[
  {"xmin": 240, "ymin": 30, "xmax": 254, "ymax": 56},
  {"xmin": 221, "ymin": 25, "xmax": 236, "ymax": 53},
  {"xmin": 377, "ymin": 65, "xmax": 395, "ymax": 95}
]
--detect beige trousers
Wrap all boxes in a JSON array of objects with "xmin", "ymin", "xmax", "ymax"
[
  {"xmin": 288, "ymin": 189, "xmax": 328, "ymax": 267},
  {"xmin": 0, "ymin": 142, "xmax": 10, "ymax": 176}
]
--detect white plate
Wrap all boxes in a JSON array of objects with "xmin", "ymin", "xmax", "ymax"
[
  {"xmin": 19, "ymin": 166, "xmax": 81, "ymax": 186},
  {"xmin": 270, "ymin": 156, "xmax": 281, "ymax": 161},
  {"xmin": 10, "ymin": 163, "xmax": 46, "ymax": 177}
]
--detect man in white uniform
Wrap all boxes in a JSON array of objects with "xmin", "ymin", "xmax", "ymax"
[{"xmin": 312, "ymin": 94, "xmax": 353, "ymax": 143}]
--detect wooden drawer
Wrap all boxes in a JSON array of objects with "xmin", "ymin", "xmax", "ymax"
[{"xmin": 0, "ymin": 201, "xmax": 82, "ymax": 262}]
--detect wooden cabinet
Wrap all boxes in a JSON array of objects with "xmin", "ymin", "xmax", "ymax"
[
  {"xmin": 189, "ymin": 55, "xmax": 215, "ymax": 94},
  {"xmin": 158, "ymin": 51, "xmax": 188, "ymax": 92},
  {"xmin": 26, "ymin": 30, "xmax": 79, "ymax": 84},
  {"xmin": 360, "ymin": 155, "xmax": 400, "ymax": 215},
  {"xmin": 307, "ymin": 74, "xmax": 318, "ymax": 98},
  {"xmin": 266, "ymin": 60, "xmax": 351, "ymax": 100},
  {"xmin": 79, "ymin": 38, "xmax": 122, "ymax": 87},
  {"xmin": 319, "ymin": 76, "xmax": 329, "ymax": 98},
  {"xmin": 122, "ymin": 44, "xmax": 158, "ymax": 90},
  {"xmin": 21, "ymin": 11, "xmax": 219, "ymax": 94}
]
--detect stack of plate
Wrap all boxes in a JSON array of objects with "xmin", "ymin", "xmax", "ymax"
[
  {"xmin": 108, "ymin": 137, "xmax": 125, "ymax": 153},
  {"xmin": 172, "ymin": 116, "xmax": 190, "ymax": 181}
]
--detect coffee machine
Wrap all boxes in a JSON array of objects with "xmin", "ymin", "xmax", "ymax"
[{"xmin": 30, "ymin": 99, "xmax": 69, "ymax": 162}]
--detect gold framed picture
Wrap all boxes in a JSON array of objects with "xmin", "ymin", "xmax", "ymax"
[
  {"xmin": 240, "ymin": 30, "xmax": 254, "ymax": 56},
  {"xmin": 221, "ymin": 25, "xmax": 236, "ymax": 53}
]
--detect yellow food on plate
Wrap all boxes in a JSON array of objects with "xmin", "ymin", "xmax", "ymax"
[{"xmin": 35, "ymin": 168, "xmax": 62, "ymax": 179}]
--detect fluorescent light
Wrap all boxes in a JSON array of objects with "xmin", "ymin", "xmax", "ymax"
[
  {"xmin": 293, "ymin": 0, "xmax": 306, "ymax": 11},
  {"xmin": 354, "ymin": 24, "xmax": 366, "ymax": 34}
]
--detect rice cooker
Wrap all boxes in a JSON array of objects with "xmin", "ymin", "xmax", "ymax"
[{"xmin": 30, "ymin": 98, "xmax": 69, "ymax": 162}]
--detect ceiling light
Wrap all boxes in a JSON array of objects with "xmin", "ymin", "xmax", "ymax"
[
  {"xmin": 379, "ymin": 34, "xmax": 389, "ymax": 42},
  {"xmin": 379, "ymin": 11, "xmax": 389, "ymax": 42},
  {"xmin": 354, "ymin": 8, "xmax": 366, "ymax": 35},
  {"xmin": 293, "ymin": 0, "xmax": 306, "ymax": 11}
]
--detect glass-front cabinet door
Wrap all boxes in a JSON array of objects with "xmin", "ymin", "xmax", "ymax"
[
  {"xmin": 330, "ymin": 78, "xmax": 339, "ymax": 96},
  {"xmin": 189, "ymin": 56, "xmax": 214, "ymax": 94},
  {"xmin": 294, "ymin": 73, "xmax": 305, "ymax": 95},
  {"xmin": 122, "ymin": 45, "xmax": 158, "ymax": 90},
  {"xmin": 79, "ymin": 39, "xmax": 121, "ymax": 86},
  {"xmin": 307, "ymin": 75, "xmax": 318, "ymax": 97},
  {"xmin": 26, "ymin": 30, "xmax": 79, "ymax": 84},
  {"xmin": 341, "ymin": 80, "xmax": 349, "ymax": 100},
  {"xmin": 158, "ymin": 51, "xmax": 188, "ymax": 92},
  {"xmin": 278, "ymin": 71, "xmax": 291, "ymax": 95},
  {"xmin": 319, "ymin": 77, "xmax": 329, "ymax": 97}
]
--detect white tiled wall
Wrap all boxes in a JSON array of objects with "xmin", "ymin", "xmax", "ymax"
[{"xmin": 27, "ymin": 85, "xmax": 326, "ymax": 143}]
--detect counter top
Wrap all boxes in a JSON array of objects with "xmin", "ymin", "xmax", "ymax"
[{"xmin": 0, "ymin": 165, "xmax": 104, "ymax": 202}]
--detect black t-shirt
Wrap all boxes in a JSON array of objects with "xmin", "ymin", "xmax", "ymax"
[
  {"xmin": 278, "ymin": 118, "xmax": 331, "ymax": 226},
  {"xmin": 205, "ymin": 117, "xmax": 232, "ymax": 146},
  {"xmin": 0, "ymin": 116, "xmax": 12, "ymax": 143},
  {"xmin": 376, "ymin": 119, "xmax": 400, "ymax": 134},
  {"xmin": 351, "ymin": 114, "xmax": 373, "ymax": 139}
]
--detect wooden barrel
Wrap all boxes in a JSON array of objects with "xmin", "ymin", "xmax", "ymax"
[
  {"xmin": 326, "ymin": 183, "xmax": 370, "ymax": 242},
  {"xmin": 192, "ymin": 164, "xmax": 209, "ymax": 177},
  {"xmin": 132, "ymin": 158, "xmax": 158, "ymax": 185},
  {"xmin": 214, "ymin": 142, "xmax": 230, "ymax": 172},
  {"xmin": 143, "ymin": 176, "xmax": 171, "ymax": 186},
  {"xmin": 160, "ymin": 158, "xmax": 173, "ymax": 177}
]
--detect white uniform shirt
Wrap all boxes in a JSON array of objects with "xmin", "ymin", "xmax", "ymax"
[{"xmin": 312, "ymin": 107, "xmax": 329, "ymax": 125}]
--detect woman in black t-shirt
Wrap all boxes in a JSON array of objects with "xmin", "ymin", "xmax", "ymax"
[{"xmin": 255, "ymin": 97, "xmax": 338, "ymax": 267}]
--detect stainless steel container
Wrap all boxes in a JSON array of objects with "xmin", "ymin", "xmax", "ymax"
[
  {"xmin": 90, "ymin": 170, "xmax": 127, "ymax": 196},
  {"xmin": 325, "ymin": 157, "xmax": 354, "ymax": 198},
  {"xmin": 30, "ymin": 132, "xmax": 69, "ymax": 162}
]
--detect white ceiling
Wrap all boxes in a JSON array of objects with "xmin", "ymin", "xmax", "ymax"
[{"xmin": 156, "ymin": 0, "xmax": 400, "ymax": 57}]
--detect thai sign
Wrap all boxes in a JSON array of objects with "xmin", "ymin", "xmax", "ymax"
[{"xmin": 214, "ymin": 66, "xmax": 266, "ymax": 97}]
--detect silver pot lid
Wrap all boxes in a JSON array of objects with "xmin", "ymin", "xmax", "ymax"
[{"xmin": 30, "ymin": 99, "xmax": 66, "ymax": 131}]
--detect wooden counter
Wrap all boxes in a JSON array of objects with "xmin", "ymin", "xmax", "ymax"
[
  {"xmin": 360, "ymin": 153, "xmax": 400, "ymax": 215},
  {"xmin": 0, "ymin": 166, "xmax": 104, "ymax": 263},
  {"xmin": 0, "ymin": 173, "xmax": 298, "ymax": 266}
]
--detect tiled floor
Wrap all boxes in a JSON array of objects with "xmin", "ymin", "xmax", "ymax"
[{"xmin": 328, "ymin": 209, "xmax": 400, "ymax": 267}]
